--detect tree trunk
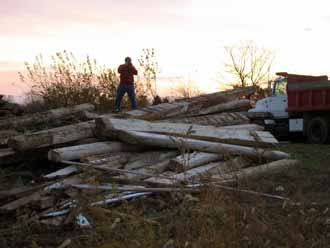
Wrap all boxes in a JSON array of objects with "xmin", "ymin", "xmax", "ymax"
[
  {"xmin": 0, "ymin": 103, "xmax": 95, "ymax": 129},
  {"xmin": 96, "ymin": 117, "xmax": 277, "ymax": 147},
  {"xmin": 48, "ymin": 141, "xmax": 143, "ymax": 162},
  {"xmin": 117, "ymin": 130, "xmax": 289, "ymax": 161}
]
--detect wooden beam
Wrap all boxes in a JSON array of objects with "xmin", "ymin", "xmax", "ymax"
[
  {"xmin": 117, "ymin": 131, "xmax": 289, "ymax": 161},
  {"xmin": 48, "ymin": 142, "xmax": 143, "ymax": 162},
  {"xmin": 96, "ymin": 117, "xmax": 277, "ymax": 147}
]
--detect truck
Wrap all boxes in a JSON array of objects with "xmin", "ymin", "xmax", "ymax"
[{"xmin": 249, "ymin": 72, "xmax": 330, "ymax": 144}]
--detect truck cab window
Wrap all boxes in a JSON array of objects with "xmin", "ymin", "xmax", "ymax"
[{"xmin": 273, "ymin": 79, "xmax": 287, "ymax": 96}]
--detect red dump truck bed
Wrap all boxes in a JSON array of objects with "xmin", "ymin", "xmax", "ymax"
[{"xmin": 277, "ymin": 72, "xmax": 330, "ymax": 112}]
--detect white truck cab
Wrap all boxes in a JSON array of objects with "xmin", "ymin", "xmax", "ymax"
[{"xmin": 249, "ymin": 77, "xmax": 288, "ymax": 119}]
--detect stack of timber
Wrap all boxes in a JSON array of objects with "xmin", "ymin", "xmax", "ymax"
[{"xmin": 0, "ymin": 87, "xmax": 299, "ymax": 228}]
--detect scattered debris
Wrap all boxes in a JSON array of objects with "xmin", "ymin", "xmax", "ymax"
[{"xmin": 0, "ymin": 87, "xmax": 296, "ymax": 230}]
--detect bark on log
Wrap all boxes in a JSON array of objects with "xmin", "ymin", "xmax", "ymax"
[
  {"xmin": 212, "ymin": 159, "xmax": 300, "ymax": 182},
  {"xmin": 48, "ymin": 141, "xmax": 143, "ymax": 162},
  {"xmin": 96, "ymin": 117, "xmax": 277, "ymax": 147},
  {"xmin": 0, "ymin": 103, "xmax": 95, "ymax": 130},
  {"xmin": 117, "ymin": 131, "xmax": 289, "ymax": 161}
]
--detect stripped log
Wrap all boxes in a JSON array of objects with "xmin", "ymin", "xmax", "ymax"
[
  {"xmin": 96, "ymin": 117, "xmax": 277, "ymax": 147},
  {"xmin": 211, "ymin": 159, "xmax": 300, "ymax": 182},
  {"xmin": 166, "ymin": 112, "xmax": 250, "ymax": 127},
  {"xmin": 8, "ymin": 121, "xmax": 95, "ymax": 151},
  {"xmin": 0, "ymin": 103, "xmax": 95, "ymax": 130},
  {"xmin": 48, "ymin": 142, "xmax": 143, "ymax": 162},
  {"xmin": 170, "ymin": 152, "xmax": 223, "ymax": 172},
  {"xmin": 145, "ymin": 161, "xmax": 225, "ymax": 185},
  {"xmin": 187, "ymin": 99, "xmax": 251, "ymax": 117},
  {"xmin": 43, "ymin": 166, "xmax": 79, "ymax": 179},
  {"xmin": 117, "ymin": 131, "xmax": 289, "ymax": 161}
]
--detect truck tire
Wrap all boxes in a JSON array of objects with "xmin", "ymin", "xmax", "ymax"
[{"xmin": 306, "ymin": 117, "xmax": 329, "ymax": 144}]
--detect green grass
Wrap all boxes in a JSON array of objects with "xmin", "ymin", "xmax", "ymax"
[{"xmin": 279, "ymin": 143, "xmax": 330, "ymax": 169}]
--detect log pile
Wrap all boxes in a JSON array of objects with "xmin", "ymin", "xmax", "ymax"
[{"xmin": 0, "ymin": 87, "xmax": 299, "ymax": 227}]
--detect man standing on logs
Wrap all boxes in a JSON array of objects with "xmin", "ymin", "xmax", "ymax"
[{"xmin": 114, "ymin": 57, "xmax": 138, "ymax": 113}]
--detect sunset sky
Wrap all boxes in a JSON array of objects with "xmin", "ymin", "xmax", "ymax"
[{"xmin": 1, "ymin": 0, "xmax": 330, "ymax": 96}]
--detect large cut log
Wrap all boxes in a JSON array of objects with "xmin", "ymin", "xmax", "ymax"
[
  {"xmin": 124, "ymin": 86, "xmax": 256, "ymax": 120},
  {"xmin": 212, "ymin": 159, "xmax": 300, "ymax": 182},
  {"xmin": 8, "ymin": 121, "xmax": 95, "ymax": 151},
  {"xmin": 96, "ymin": 117, "xmax": 277, "ymax": 147},
  {"xmin": 0, "ymin": 103, "xmax": 95, "ymax": 130},
  {"xmin": 186, "ymin": 99, "xmax": 251, "ymax": 117},
  {"xmin": 170, "ymin": 152, "xmax": 223, "ymax": 171},
  {"xmin": 117, "ymin": 131, "xmax": 289, "ymax": 161},
  {"xmin": 166, "ymin": 112, "xmax": 250, "ymax": 127},
  {"xmin": 48, "ymin": 141, "xmax": 143, "ymax": 162}
]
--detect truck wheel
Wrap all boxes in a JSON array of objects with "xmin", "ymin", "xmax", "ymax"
[{"xmin": 306, "ymin": 117, "xmax": 329, "ymax": 144}]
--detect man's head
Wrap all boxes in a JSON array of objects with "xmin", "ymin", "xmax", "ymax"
[{"xmin": 125, "ymin": 57, "xmax": 132, "ymax": 65}]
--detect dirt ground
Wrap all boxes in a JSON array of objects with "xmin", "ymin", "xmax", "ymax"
[{"xmin": 0, "ymin": 143, "xmax": 330, "ymax": 248}]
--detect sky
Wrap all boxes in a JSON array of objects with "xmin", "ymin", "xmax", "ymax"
[{"xmin": 1, "ymin": 0, "xmax": 330, "ymax": 96}]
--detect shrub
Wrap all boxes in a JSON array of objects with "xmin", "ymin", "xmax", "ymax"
[{"xmin": 19, "ymin": 51, "xmax": 148, "ymax": 112}]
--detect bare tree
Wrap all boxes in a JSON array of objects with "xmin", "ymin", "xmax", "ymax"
[
  {"xmin": 223, "ymin": 41, "xmax": 275, "ymax": 88},
  {"xmin": 171, "ymin": 78, "xmax": 202, "ymax": 99},
  {"xmin": 138, "ymin": 48, "xmax": 159, "ymax": 99}
]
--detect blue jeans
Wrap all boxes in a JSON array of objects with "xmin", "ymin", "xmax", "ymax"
[{"xmin": 114, "ymin": 84, "xmax": 137, "ymax": 111}]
